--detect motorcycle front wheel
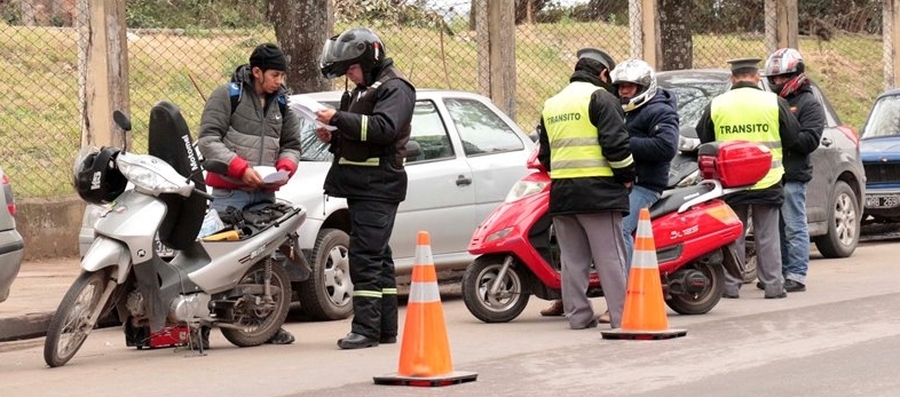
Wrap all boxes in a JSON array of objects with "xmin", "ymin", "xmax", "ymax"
[
  {"xmin": 461, "ymin": 255, "xmax": 530, "ymax": 323},
  {"xmin": 220, "ymin": 259, "xmax": 292, "ymax": 347},
  {"xmin": 44, "ymin": 269, "xmax": 113, "ymax": 368}
]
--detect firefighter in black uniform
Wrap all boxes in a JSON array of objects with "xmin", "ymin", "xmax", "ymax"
[{"xmin": 315, "ymin": 27, "xmax": 416, "ymax": 350}]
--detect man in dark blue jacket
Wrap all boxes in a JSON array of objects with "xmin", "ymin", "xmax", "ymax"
[{"xmin": 611, "ymin": 59, "xmax": 680, "ymax": 274}]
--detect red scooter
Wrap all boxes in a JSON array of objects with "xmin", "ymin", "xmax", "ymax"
[{"xmin": 461, "ymin": 141, "xmax": 770, "ymax": 323}]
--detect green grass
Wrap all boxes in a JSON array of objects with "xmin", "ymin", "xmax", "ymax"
[{"xmin": 0, "ymin": 21, "xmax": 885, "ymax": 198}]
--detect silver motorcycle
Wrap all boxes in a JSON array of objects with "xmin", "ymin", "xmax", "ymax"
[{"xmin": 44, "ymin": 107, "xmax": 308, "ymax": 367}]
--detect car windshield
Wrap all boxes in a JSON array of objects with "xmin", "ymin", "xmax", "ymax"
[
  {"xmin": 861, "ymin": 94, "xmax": 900, "ymax": 139},
  {"xmin": 657, "ymin": 76, "xmax": 731, "ymax": 130},
  {"xmin": 298, "ymin": 102, "xmax": 339, "ymax": 161}
]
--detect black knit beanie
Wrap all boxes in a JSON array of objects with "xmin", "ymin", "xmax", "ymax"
[{"xmin": 249, "ymin": 43, "xmax": 287, "ymax": 72}]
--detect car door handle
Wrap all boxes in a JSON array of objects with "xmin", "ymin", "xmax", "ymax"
[
  {"xmin": 456, "ymin": 175, "xmax": 472, "ymax": 186},
  {"xmin": 821, "ymin": 137, "xmax": 833, "ymax": 147}
]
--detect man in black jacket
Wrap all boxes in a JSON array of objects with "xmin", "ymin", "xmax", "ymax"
[
  {"xmin": 696, "ymin": 58, "xmax": 800, "ymax": 299},
  {"xmin": 761, "ymin": 48, "xmax": 824, "ymax": 293},
  {"xmin": 538, "ymin": 48, "xmax": 634, "ymax": 330},
  {"xmin": 315, "ymin": 27, "xmax": 415, "ymax": 349}
]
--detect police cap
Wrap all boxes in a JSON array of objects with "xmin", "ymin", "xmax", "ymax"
[
  {"xmin": 577, "ymin": 47, "xmax": 615, "ymax": 71},
  {"xmin": 727, "ymin": 57, "xmax": 761, "ymax": 75}
]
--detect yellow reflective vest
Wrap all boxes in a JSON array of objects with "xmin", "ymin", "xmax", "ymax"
[
  {"xmin": 710, "ymin": 87, "xmax": 784, "ymax": 190},
  {"xmin": 542, "ymin": 82, "xmax": 617, "ymax": 179}
]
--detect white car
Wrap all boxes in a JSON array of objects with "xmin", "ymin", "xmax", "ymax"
[{"xmin": 80, "ymin": 89, "xmax": 535, "ymax": 321}]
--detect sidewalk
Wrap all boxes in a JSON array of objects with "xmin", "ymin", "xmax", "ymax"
[{"xmin": 0, "ymin": 257, "xmax": 82, "ymax": 342}]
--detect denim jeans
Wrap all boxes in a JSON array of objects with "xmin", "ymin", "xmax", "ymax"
[
  {"xmin": 209, "ymin": 188, "xmax": 276, "ymax": 213},
  {"xmin": 780, "ymin": 180, "xmax": 809, "ymax": 284},
  {"xmin": 623, "ymin": 185, "xmax": 661, "ymax": 274}
]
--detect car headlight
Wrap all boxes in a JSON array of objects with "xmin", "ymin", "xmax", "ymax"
[{"xmin": 504, "ymin": 179, "xmax": 548, "ymax": 202}]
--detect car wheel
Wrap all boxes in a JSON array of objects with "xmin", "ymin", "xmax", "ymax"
[
  {"xmin": 813, "ymin": 181, "xmax": 860, "ymax": 258},
  {"xmin": 296, "ymin": 228, "xmax": 353, "ymax": 320}
]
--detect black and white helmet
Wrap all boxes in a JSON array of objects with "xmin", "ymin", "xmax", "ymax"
[
  {"xmin": 610, "ymin": 59, "xmax": 658, "ymax": 112},
  {"xmin": 319, "ymin": 27, "xmax": 385, "ymax": 79}
]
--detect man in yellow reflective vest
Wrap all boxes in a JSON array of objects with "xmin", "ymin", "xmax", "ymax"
[
  {"xmin": 537, "ymin": 48, "xmax": 635, "ymax": 329},
  {"xmin": 695, "ymin": 58, "xmax": 800, "ymax": 299}
]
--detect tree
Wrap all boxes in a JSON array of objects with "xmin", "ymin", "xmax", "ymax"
[
  {"xmin": 267, "ymin": 0, "xmax": 333, "ymax": 93},
  {"xmin": 659, "ymin": 0, "xmax": 693, "ymax": 71}
]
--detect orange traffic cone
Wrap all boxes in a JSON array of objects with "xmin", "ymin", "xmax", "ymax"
[
  {"xmin": 601, "ymin": 208, "xmax": 687, "ymax": 340},
  {"xmin": 373, "ymin": 231, "xmax": 478, "ymax": 387}
]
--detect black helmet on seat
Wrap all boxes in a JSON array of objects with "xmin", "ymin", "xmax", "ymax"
[
  {"xmin": 73, "ymin": 146, "xmax": 126, "ymax": 205},
  {"xmin": 320, "ymin": 27, "xmax": 385, "ymax": 79}
]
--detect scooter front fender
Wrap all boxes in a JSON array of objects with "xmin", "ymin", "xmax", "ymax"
[{"xmin": 82, "ymin": 236, "xmax": 131, "ymax": 283}]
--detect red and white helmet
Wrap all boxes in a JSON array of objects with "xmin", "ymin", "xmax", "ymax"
[{"xmin": 764, "ymin": 48, "xmax": 805, "ymax": 77}]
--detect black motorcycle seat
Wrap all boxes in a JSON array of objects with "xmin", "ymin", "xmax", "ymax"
[{"xmin": 649, "ymin": 184, "xmax": 713, "ymax": 219}]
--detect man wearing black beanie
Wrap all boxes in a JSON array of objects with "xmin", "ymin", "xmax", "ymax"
[{"xmin": 197, "ymin": 43, "xmax": 302, "ymax": 345}]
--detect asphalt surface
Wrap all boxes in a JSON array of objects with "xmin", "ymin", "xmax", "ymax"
[{"xmin": 0, "ymin": 221, "xmax": 896, "ymax": 343}]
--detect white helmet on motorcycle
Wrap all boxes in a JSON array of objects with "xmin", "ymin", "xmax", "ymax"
[{"xmin": 610, "ymin": 59, "xmax": 658, "ymax": 112}]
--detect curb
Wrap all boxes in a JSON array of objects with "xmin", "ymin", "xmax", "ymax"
[{"xmin": 0, "ymin": 312, "xmax": 52, "ymax": 343}]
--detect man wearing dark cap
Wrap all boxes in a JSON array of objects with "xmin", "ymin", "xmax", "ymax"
[
  {"xmin": 537, "ymin": 48, "xmax": 634, "ymax": 330},
  {"xmin": 695, "ymin": 57, "xmax": 800, "ymax": 299},
  {"xmin": 198, "ymin": 43, "xmax": 302, "ymax": 345}
]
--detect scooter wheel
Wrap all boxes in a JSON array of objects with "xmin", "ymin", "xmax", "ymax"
[{"xmin": 461, "ymin": 255, "xmax": 530, "ymax": 323}]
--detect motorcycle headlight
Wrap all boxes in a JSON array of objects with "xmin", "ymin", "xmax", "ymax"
[
  {"xmin": 116, "ymin": 153, "xmax": 193, "ymax": 196},
  {"xmin": 504, "ymin": 179, "xmax": 548, "ymax": 203}
]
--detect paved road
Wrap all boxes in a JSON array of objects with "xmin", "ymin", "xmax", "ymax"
[{"xmin": 1, "ymin": 238, "xmax": 898, "ymax": 396}]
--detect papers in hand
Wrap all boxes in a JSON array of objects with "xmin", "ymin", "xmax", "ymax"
[
  {"xmin": 289, "ymin": 95, "xmax": 337, "ymax": 131},
  {"xmin": 254, "ymin": 166, "xmax": 289, "ymax": 185}
]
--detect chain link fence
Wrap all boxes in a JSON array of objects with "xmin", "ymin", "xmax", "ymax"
[{"xmin": 0, "ymin": 0, "xmax": 889, "ymax": 199}]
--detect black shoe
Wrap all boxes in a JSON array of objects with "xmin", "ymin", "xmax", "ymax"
[
  {"xmin": 265, "ymin": 328, "xmax": 295, "ymax": 345},
  {"xmin": 379, "ymin": 335, "xmax": 397, "ymax": 344},
  {"xmin": 337, "ymin": 333, "xmax": 379, "ymax": 350},
  {"xmin": 784, "ymin": 280, "xmax": 806, "ymax": 292},
  {"xmin": 756, "ymin": 281, "xmax": 764, "ymax": 290},
  {"xmin": 765, "ymin": 291, "xmax": 787, "ymax": 299},
  {"xmin": 722, "ymin": 292, "xmax": 739, "ymax": 299}
]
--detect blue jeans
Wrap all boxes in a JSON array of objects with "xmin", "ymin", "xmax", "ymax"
[
  {"xmin": 780, "ymin": 180, "xmax": 809, "ymax": 284},
  {"xmin": 622, "ymin": 185, "xmax": 661, "ymax": 274},
  {"xmin": 209, "ymin": 188, "xmax": 275, "ymax": 213}
]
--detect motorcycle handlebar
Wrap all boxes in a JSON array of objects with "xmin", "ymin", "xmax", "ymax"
[{"xmin": 193, "ymin": 188, "xmax": 213, "ymax": 200}]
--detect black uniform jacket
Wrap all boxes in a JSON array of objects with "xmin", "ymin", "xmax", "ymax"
[{"xmin": 538, "ymin": 71, "xmax": 635, "ymax": 216}]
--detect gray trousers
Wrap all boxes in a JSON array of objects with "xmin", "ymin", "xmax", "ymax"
[
  {"xmin": 727, "ymin": 204, "xmax": 784, "ymax": 297},
  {"xmin": 552, "ymin": 212, "xmax": 628, "ymax": 329}
]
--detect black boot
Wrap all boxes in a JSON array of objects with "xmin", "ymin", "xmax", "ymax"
[{"xmin": 337, "ymin": 332, "xmax": 379, "ymax": 349}]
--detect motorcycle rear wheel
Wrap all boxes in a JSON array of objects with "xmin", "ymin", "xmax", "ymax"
[
  {"xmin": 664, "ymin": 258, "xmax": 724, "ymax": 315},
  {"xmin": 44, "ymin": 269, "xmax": 113, "ymax": 368},
  {"xmin": 461, "ymin": 255, "xmax": 530, "ymax": 323},
  {"xmin": 221, "ymin": 259, "xmax": 292, "ymax": 347}
]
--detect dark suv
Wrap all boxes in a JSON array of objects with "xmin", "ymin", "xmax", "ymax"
[{"xmin": 657, "ymin": 69, "xmax": 865, "ymax": 259}]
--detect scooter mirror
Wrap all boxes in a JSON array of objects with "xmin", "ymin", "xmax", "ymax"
[{"xmin": 113, "ymin": 110, "xmax": 132, "ymax": 132}]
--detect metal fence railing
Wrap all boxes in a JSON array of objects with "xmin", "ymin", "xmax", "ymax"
[{"xmin": 0, "ymin": 0, "xmax": 888, "ymax": 199}]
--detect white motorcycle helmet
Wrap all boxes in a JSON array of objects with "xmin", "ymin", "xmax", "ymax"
[{"xmin": 610, "ymin": 59, "xmax": 658, "ymax": 112}]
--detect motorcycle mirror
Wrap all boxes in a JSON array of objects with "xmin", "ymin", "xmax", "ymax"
[{"xmin": 113, "ymin": 111, "xmax": 132, "ymax": 132}]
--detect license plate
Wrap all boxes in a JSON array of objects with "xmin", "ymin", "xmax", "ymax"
[
  {"xmin": 154, "ymin": 236, "xmax": 176, "ymax": 258},
  {"xmin": 865, "ymin": 195, "xmax": 900, "ymax": 209}
]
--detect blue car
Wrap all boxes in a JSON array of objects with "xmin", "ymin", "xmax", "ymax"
[{"xmin": 860, "ymin": 89, "xmax": 900, "ymax": 223}]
